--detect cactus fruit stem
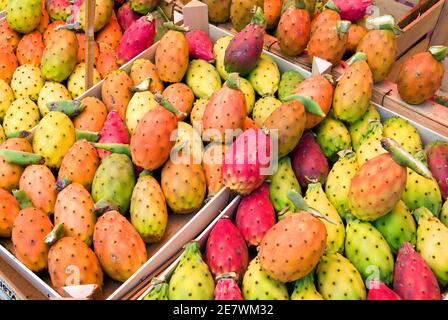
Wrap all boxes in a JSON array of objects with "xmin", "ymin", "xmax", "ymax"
[
  {"xmin": 94, "ymin": 199, "xmax": 121, "ymax": 217},
  {"xmin": 283, "ymin": 94, "xmax": 325, "ymax": 117},
  {"xmin": 6, "ymin": 130, "xmax": 31, "ymax": 139},
  {"xmin": 215, "ymin": 272, "xmax": 238, "ymax": 281},
  {"xmin": 324, "ymin": 0, "xmax": 340, "ymax": 12},
  {"xmin": 367, "ymin": 15, "xmax": 402, "ymax": 34},
  {"xmin": 0, "ymin": 150, "xmax": 44, "ymax": 166},
  {"xmin": 336, "ymin": 20, "xmax": 351, "ymax": 35},
  {"xmin": 380, "ymin": 138, "xmax": 432, "ymax": 179},
  {"xmin": 282, "ymin": 0, "xmax": 306, "ymax": 14},
  {"xmin": 12, "ymin": 189, "xmax": 34, "ymax": 209},
  {"xmin": 93, "ymin": 143, "xmax": 131, "ymax": 156},
  {"xmin": 287, "ymin": 190, "xmax": 337, "ymax": 224},
  {"xmin": 323, "ymin": 74, "xmax": 334, "ymax": 85},
  {"xmin": 225, "ymin": 73, "xmax": 241, "ymax": 90},
  {"xmin": 76, "ymin": 129, "xmax": 100, "ymax": 142},
  {"xmin": 154, "ymin": 94, "xmax": 187, "ymax": 117},
  {"xmin": 429, "ymin": 46, "xmax": 448, "ymax": 62},
  {"xmin": 44, "ymin": 224, "xmax": 65, "ymax": 246},
  {"xmin": 250, "ymin": 7, "xmax": 266, "ymax": 27},
  {"xmin": 55, "ymin": 177, "xmax": 72, "ymax": 192},
  {"xmin": 162, "ymin": 22, "xmax": 189, "ymax": 32},
  {"xmin": 347, "ymin": 52, "xmax": 367, "ymax": 66},
  {"xmin": 130, "ymin": 77, "xmax": 153, "ymax": 92},
  {"xmin": 139, "ymin": 170, "xmax": 153, "ymax": 177},
  {"xmin": 156, "ymin": 6, "xmax": 170, "ymax": 22},
  {"xmin": 47, "ymin": 100, "xmax": 85, "ymax": 117}
]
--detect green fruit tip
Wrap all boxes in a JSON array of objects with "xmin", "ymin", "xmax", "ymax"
[
  {"xmin": 48, "ymin": 100, "xmax": 85, "ymax": 117},
  {"xmin": 429, "ymin": 46, "xmax": 448, "ymax": 62},
  {"xmin": 225, "ymin": 73, "xmax": 241, "ymax": 90},
  {"xmin": 76, "ymin": 129, "xmax": 100, "ymax": 142},
  {"xmin": 93, "ymin": 143, "xmax": 131, "ymax": 157},
  {"xmin": 44, "ymin": 224, "xmax": 65, "ymax": 246},
  {"xmin": 251, "ymin": 6, "xmax": 266, "ymax": 28},
  {"xmin": 347, "ymin": 52, "xmax": 367, "ymax": 66},
  {"xmin": 336, "ymin": 20, "xmax": 351, "ymax": 34},
  {"xmin": 6, "ymin": 130, "xmax": 30, "ymax": 139},
  {"xmin": 215, "ymin": 272, "xmax": 238, "ymax": 281},
  {"xmin": 325, "ymin": 0, "xmax": 340, "ymax": 13},
  {"xmin": 55, "ymin": 177, "xmax": 71, "ymax": 192},
  {"xmin": 162, "ymin": 22, "xmax": 189, "ymax": 32},
  {"xmin": 183, "ymin": 241, "xmax": 201, "ymax": 252},
  {"xmin": 93, "ymin": 199, "xmax": 121, "ymax": 217},
  {"xmin": 282, "ymin": 0, "xmax": 306, "ymax": 15},
  {"xmin": 156, "ymin": 6, "xmax": 170, "ymax": 22},
  {"xmin": 0, "ymin": 150, "xmax": 44, "ymax": 166},
  {"xmin": 283, "ymin": 94, "xmax": 325, "ymax": 117},
  {"xmin": 154, "ymin": 93, "xmax": 187, "ymax": 117},
  {"xmin": 287, "ymin": 190, "xmax": 337, "ymax": 224},
  {"xmin": 412, "ymin": 207, "xmax": 432, "ymax": 223},
  {"xmin": 367, "ymin": 15, "xmax": 401, "ymax": 34},
  {"xmin": 139, "ymin": 170, "xmax": 153, "ymax": 177},
  {"xmin": 380, "ymin": 138, "xmax": 432, "ymax": 179},
  {"xmin": 12, "ymin": 189, "xmax": 34, "ymax": 209},
  {"xmin": 130, "ymin": 77, "xmax": 153, "ymax": 92}
]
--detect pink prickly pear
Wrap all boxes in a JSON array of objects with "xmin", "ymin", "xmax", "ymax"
[
  {"xmin": 185, "ymin": 29, "xmax": 214, "ymax": 62},
  {"xmin": 117, "ymin": 2, "xmax": 142, "ymax": 31},
  {"xmin": 214, "ymin": 273, "xmax": 244, "ymax": 300},
  {"xmin": 97, "ymin": 111, "xmax": 130, "ymax": 160},
  {"xmin": 205, "ymin": 217, "xmax": 249, "ymax": 282},
  {"xmin": 334, "ymin": 0, "xmax": 371, "ymax": 22},
  {"xmin": 116, "ymin": 14, "xmax": 156, "ymax": 65},
  {"xmin": 393, "ymin": 242, "xmax": 441, "ymax": 300},
  {"xmin": 426, "ymin": 141, "xmax": 448, "ymax": 199},
  {"xmin": 367, "ymin": 280, "xmax": 401, "ymax": 300},
  {"xmin": 235, "ymin": 183, "xmax": 275, "ymax": 246},
  {"xmin": 222, "ymin": 128, "xmax": 272, "ymax": 195},
  {"xmin": 291, "ymin": 131, "xmax": 329, "ymax": 188}
]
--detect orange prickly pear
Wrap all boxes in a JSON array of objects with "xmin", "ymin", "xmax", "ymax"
[{"xmin": 277, "ymin": 0, "xmax": 310, "ymax": 56}]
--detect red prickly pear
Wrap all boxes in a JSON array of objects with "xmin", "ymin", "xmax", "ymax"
[
  {"xmin": 117, "ymin": 2, "xmax": 142, "ymax": 31},
  {"xmin": 222, "ymin": 128, "xmax": 272, "ymax": 195},
  {"xmin": 235, "ymin": 183, "xmax": 275, "ymax": 247},
  {"xmin": 185, "ymin": 29, "xmax": 214, "ymax": 62},
  {"xmin": 224, "ymin": 7, "xmax": 266, "ymax": 75},
  {"xmin": 98, "ymin": 111, "xmax": 130, "ymax": 160},
  {"xmin": 367, "ymin": 280, "xmax": 401, "ymax": 300},
  {"xmin": 426, "ymin": 141, "xmax": 448, "ymax": 200},
  {"xmin": 205, "ymin": 217, "xmax": 249, "ymax": 282},
  {"xmin": 393, "ymin": 242, "xmax": 441, "ymax": 300},
  {"xmin": 214, "ymin": 273, "xmax": 244, "ymax": 300},
  {"xmin": 291, "ymin": 131, "xmax": 329, "ymax": 188},
  {"xmin": 117, "ymin": 14, "xmax": 156, "ymax": 65},
  {"xmin": 334, "ymin": 0, "xmax": 371, "ymax": 22}
]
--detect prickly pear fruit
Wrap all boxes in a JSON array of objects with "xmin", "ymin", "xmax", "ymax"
[
  {"xmin": 0, "ymin": 79, "xmax": 13, "ymax": 120},
  {"xmin": 143, "ymin": 278, "xmax": 169, "ymax": 300},
  {"xmin": 333, "ymin": 0, "xmax": 371, "ymax": 21},
  {"xmin": 205, "ymin": 217, "xmax": 249, "ymax": 281},
  {"xmin": 203, "ymin": 0, "xmax": 231, "ymax": 23},
  {"xmin": 316, "ymin": 117, "xmax": 351, "ymax": 161},
  {"xmin": 213, "ymin": 36, "xmax": 232, "ymax": 80},
  {"xmin": 42, "ymin": 20, "xmax": 65, "ymax": 45},
  {"xmin": 0, "ymin": 189, "xmax": 20, "ymax": 237},
  {"xmin": 169, "ymin": 242, "xmax": 215, "ymax": 300},
  {"xmin": 202, "ymin": 143, "xmax": 228, "ymax": 196},
  {"xmin": 130, "ymin": 175, "xmax": 167, "ymax": 243},
  {"xmin": 367, "ymin": 280, "xmax": 401, "ymax": 300},
  {"xmin": 130, "ymin": 58, "xmax": 164, "ymax": 94},
  {"xmin": 383, "ymin": 117, "xmax": 423, "ymax": 155},
  {"xmin": 185, "ymin": 30, "xmax": 214, "ymax": 62},
  {"xmin": 222, "ymin": 128, "xmax": 272, "ymax": 195},
  {"xmin": 125, "ymin": 92, "xmax": 158, "ymax": 135},
  {"xmin": 214, "ymin": 274, "xmax": 243, "ymax": 300},
  {"xmin": 235, "ymin": 183, "xmax": 275, "ymax": 247},
  {"xmin": 277, "ymin": 0, "xmax": 310, "ymax": 56},
  {"xmin": 16, "ymin": 32, "xmax": 44, "ymax": 67},
  {"xmin": 37, "ymin": 82, "xmax": 71, "ymax": 116},
  {"xmin": 94, "ymin": 210, "xmax": 147, "ymax": 282},
  {"xmin": 0, "ymin": 45, "xmax": 18, "ymax": 84},
  {"xmin": 278, "ymin": 70, "xmax": 304, "ymax": 102},
  {"xmin": 310, "ymin": 0, "xmax": 340, "ymax": 34},
  {"xmin": 11, "ymin": 64, "xmax": 45, "ymax": 101},
  {"xmin": 346, "ymin": 24, "xmax": 367, "ymax": 53},
  {"xmin": 186, "ymin": 60, "xmax": 222, "ymax": 99},
  {"xmin": 46, "ymin": 0, "xmax": 71, "ymax": 21},
  {"xmin": 373, "ymin": 201, "xmax": 416, "ymax": 253},
  {"xmin": 174, "ymin": 122, "xmax": 204, "ymax": 165},
  {"xmin": 73, "ymin": 97, "xmax": 107, "ymax": 132},
  {"xmin": 317, "ymin": 252, "xmax": 366, "ymax": 300},
  {"xmin": 252, "ymin": 96, "xmax": 282, "ymax": 127},
  {"xmin": 305, "ymin": 183, "xmax": 345, "ymax": 253},
  {"xmin": 442, "ymin": 200, "xmax": 448, "ymax": 227},
  {"xmin": 97, "ymin": 111, "xmax": 130, "ymax": 160},
  {"xmin": 101, "ymin": 70, "xmax": 133, "ymax": 120},
  {"xmin": 75, "ymin": 33, "xmax": 99, "ymax": 65},
  {"xmin": 291, "ymin": 272, "xmax": 323, "ymax": 300},
  {"xmin": 75, "ymin": 0, "xmax": 114, "ymax": 32},
  {"xmin": 96, "ymin": 13, "xmax": 122, "ymax": 50},
  {"xmin": 230, "ymin": 0, "xmax": 264, "ymax": 31},
  {"xmin": 291, "ymin": 131, "xmax": 329, "ymax": 188},
  {"xmin": 426, "ymin": 141, "xmax": 448, "ymax": 200},
  {"xmin": 0, "ymin": 138, "xmax": 33, "ymax": 191},
  {"xmin": 356, "ymin": 121, "xmax": 386, "ymax": 166},
  {"xmin": 3, "ymin": 98, "xmax": 40, "ymax": 137},
  {"xmin": 117, "ymin": 2, "xmax": 141, "ymax": 31},
  {"xmin": 0, "ymin": 20, "xmax": 20, "ymax": 51},
  {"xmin": 7, "ymin": 0, "xmax": 42, "ymax": 33},
  {"xmin": 248, "ymin": 54, "xmax": 281, "ymax": 96},
  {"xmin": 162, "ymin": 83, "xmax": 194, "ymax": 120},
  {"xmin": 393, "ymin": 242, "xmax": 441, "ymax": 300},
  {"xmin": 67, "ymin": 63, "xmax": 101, "ymax": 99},
  {"xmin": 348, "ymin": 103, "xmax": 380, "ymax": 150},
  {"xmin": 48, "ymin": 237, "xmax": 103, "ymax": 294},
  {"xmin": 96, "ymin": 42, "xmax": 119, "ymax": 79},
  {"xmin": 242, "ymin": 256, "xmax": 289, "ymax": 300},
  {"xmin": 12, "ymin": 208, "xmax": 53, "ymax": 272}
]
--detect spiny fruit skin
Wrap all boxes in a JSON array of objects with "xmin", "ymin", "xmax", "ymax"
[
  {"xmin": 292, "ymin": 131, "xmax": 329, "ymax": 188},
  {"xmin": 6, "ymin": 0, "xmax": 42, "ymax": 33},
  {"xmin": 426, "ymin": 141, "xmax": 448, "ymax": 200},
  {"xmin": 155, "ymin": 30, "xmax": 189, "ymax": 83},
  {"xmin": 130, "ymin": 0, "xmax": 158, "ymax": 14},
  {"xmin": 162, "ymin": 83, "xmax": 195, "ymax": 120},
  {"xmin": 143, "ymin": 279, "xmax": 169, "ymax": 300},
  {"xmin": 373, "ymin": 201, "xmax": 416, "ymax": 253},
  {"xmin": 161, "ymin": 157, "xmax": 206, "ymax": 214},
  {"xmin": 357, "ymin": 29, "xmax": 396, "ymax": 82},
  {"xmin": 252, "ymin": 96, "xmax": 282, "ymax": 127},
  {"xmin": 186, "ymin": 60, "xmax": 222, "ymax": 100},
  {"xmin": 291, "ymin": 272, "xmax": 323, "ymax": 300},
  {"xmin": 185, "ymin": 30, "xmax": 214, "ymax": 62},
  {"xmin": 117, "ymin": 15, "xmax": 155, "ymax": 64},
  {"xmin": 350, "ymin": 153, "xmax": 407, "ymax": 221},
  {"xmin": 222, "ymin": 129, "xmax": 272, "ymax": 195},
  {"xmin": 42, "ymin": 20, "xmax": 65, "ymax": 45},
  {"xmin": 310, "ymin": 6, "xmax": 340, "ymax": 35},
  {"xmin": 19, "ymin": 165, "xmax": 57, "ymax": 215},
  {"xmin": 414, "ymin": 207, "xmax": 448, "ymax": 286},
  {"xmin": 367, "ymin": 280, "xmax": 401, "ymax": 300},
  {"xmin": 345, "ymin": 216, "xmax": 395, "ymax": 284},
  {"xmin": 203, "ymin": 0, "xmax": 232, "ymax": 23},
  {"xmin": 48, "ymin": 237, "xmax": 103, "ymax": 295},
  {"xmin": 277, "ymin": 2, "xmax": 310, "ymax": 56},
  {"xmin": 46, "ymin": 0, "xmax": 71, "ymax": 21},
  {"xmin": 305, "ymin": 182, "xmax": 345, "ymax": 253},
  {"xmin": 129, "ymin": 58, "xmax": 164, "ymax": 94},
  {"xmin": 393, "ymin": 242, "xmax": 441, "ymax": 300},
  {"xmin": 317, "ymin": 252, "xmax": 366, "ymax": 300},
  {"xmin": 240, "ymin": 78, "xmax": 255, "ymax": 114},
  {"xmin": 213, "ymin": 36, "xmax": 232, "ymax": 81},
  {"xmin": 263, "ymin": 100, "xmax": 306, "ymax": 158},
  {"xmin": 130, "ymin": 105, "xmax": 177, "ymax": 171},
  {"xmin": 348, "ymin": 103, "xmax": 380, "ymax": 150},
  {"xmin": 230, "ymin": 0, "xmax": 264, "ymax": 32},
  {"xmin": 294, "ymin": 75, "xmax": 334, "ymax": 129},
  {"xmin": 334, "ymin": 0, "xmax": 371, "ymax": 21},
  {"xmin": 397, "ymin": 50, "xmax": 445, "ymax": 105},
  {"xmin": 96, "ymin": 13, "xmax": 122, "ymax": 50},
  {"xmin": 125, "ymin": 91, "xmax": 158, "ymax": 135},
  {"xmin": 242, "ymin": 256, "xmax": 289, "ymax": 300},
  {"xmin": 383, "ymin": 117, "xmax": 423, "ymax": 155},
  {"xmin": 33, "ymin": 111, "xmax": 75, "ymax": 168},
  {"xmin": 333, "ymin": 57, "xmax": 373, "ymax": 123},
  {"xmin": 442, "ymin": 200, "xmax": 448, "ymax": 227},
  {"xmin": 96, "ymin": 42, "xmax": 119, "ymax": 79},
  {"xmin": 0, "ymin": 20, "xmax": 20, "ymax": 51},
  {"xmin": 93, "ymin": 210, "xmax": 147, "ymax": 282},
  {"xmin": 75, "ymin": 0, "xmax": 114, "ymax": 32},
  {"xmin": 41, "ymin": 29, "xmax": 78, "ymax": 83},
  {"xmin": 0, "ymin": 189, "xmax": 20, "ymax": 237},
  {"xmin": 214, "ymin": 276, "xmax": 243, "ymax": 300},
  {"xmin": 37, "ymin": 82, "xmax": 71, "ymax": 116},
  {"xmin": 202, "ymin": 142, "xmax": 228, "ymax": 196},
  {"xmin": 11, "ymin": 208, "xmax": 53, "ymax": 272},
  {"xmin": 278, "ymin": 70, "xmax": 304, "ymax": 102},
  {"xmin": 259, "ymin": 211, "xmax": 327, "ymax": 282},
  {"xmin": 268, "ymin": 156, "xmax": 301, "ymax": 213},
  {"xmin": 130, "ymin": 175, "xmax": 168, "ymax": 243},
  {"xmin": 3, "ymin": 98, "xmax": 40, "ymax": 137},
  {"xmin": 346, "ymin": 24, "xmax": 367, "ymax": 53},
  {"xmin": 356, "ymin": 121, "xmax": 386, "ymax": 166},
  {"xmin": 316, "ymin": 117, "xmax": 352, "ymax": 161},
  {"xmin": 11, "ymin": 64, "xmax": 45, "ymax": 101},
  {"xmin": 0, "ymin": 45, "xmax": 18, "ymax": 84},
  {"xmin": 67, "ymin": 63, "xmax": 101, "ymax": 99},
  {"xmin": 74, "ymin": 97, "xmax": 108, "ymax": 132},
  {"xmin": 16, "ymin": 32, "xmax": 44, "ymax": 67},
  {"xmin": 0, "ymin": 79, "xmax": 14, "ymax": 120},
  {"xmin": 248, "ymin": 54, "xmax": 281, "ymax": 97},
  {"xmin": 169, "ymin": 242, "xmax": 215, "ymax": 300},
  {"xmin": 97, "ymin": 111, "xmax": 130, "ymax": 160},
  {"xmin": 0, "ymin": 138, "xmax": 33, "ymax": 191},
  {"xmin": 101, "ymin": 70, "xmax": 133, "ymax": 120},
  {"xmin": 117, "ymin": 2, "xmax": 141, "ymax": 31},
  {"xmin": 235, "ymin": 183, "xmax": 275, "ymax": 247},
  {"xmin": 92, "ymin": 154, "xmax": 136, "ymax": 215},
  {"xmin": 205, "ymin": 217, "xmax": 249, "ymax": 282},
  {"xmin": 54, "ymin": 183, "xmax": 96, "ymax": 245},
  {"xmin": 175, "ymin": 122, "xmax": 204, "ymax": 166}
]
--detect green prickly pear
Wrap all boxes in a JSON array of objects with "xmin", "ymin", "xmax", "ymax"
[
  {"xmin": 6, "ymin": 0, "xmax": 42, "ymax": 33},
  {"xmin": 305, "ymin": 182, "xmax": 345, "ymax": 253},
  {"xmin": 348, "ymin": 103, "xmax": 380, "ymax": 150},
  {"xmin": 291, "ymin": 272, "xmax": 323, "ymax": 300},
  {"xmin": 383, "ymin": 116, "xmax": 423, "ymax": 155},
  {"xmin": 203, "ymin": 0, "xmax": 232, "ymax": 23},
  {"xmin": 143, "ymin": 278, "xmax": 169, "ymax": 300},
  {"xmin": 356, "ymin": 120, "xmax": 386, "ymax": 166},
  {"xmin": 442, "ymin": 200, "xmax": 448, "ymax": 227},
  {"xmin": 213, "ymin": 36, "xmax": 232, "ymax": 81},
  {"xmin": 168, "ymin": 242, "xmax": 215, "ymax": 300},
  {"xmin": 278, "ymin": 70, "xmax": 305, "ymax": 102},
  {"xmin": 185, "ymin": 59, "xmax": 222, "ymax": 99},
  {"xmin": 252, "ymin": 96, "xmax": 282, "ymax": 127},
  {"xmin": 373, "ymin": 200, "xmax": 416, "ymax": 253},
  {"xmin": 344, "ymin": 215, "xmax": 395, "ymax": 285},
  {"xmin": 3, "ymin": 98, "xmax": 40, "ymax": 136},
  {"xmin": 242, "ymin": 256, "xmax": 289, "ymax": 300},
  {"xmin": 248, "ymin": 54, "xmax": 281, "ymax": 97},
  {"xmin": 317, "ymin": 252, "xmax": 366, "ymax": 300},
  {"xmin": 316, "ymin": 116, "xmax": 352, "ymax": 161}
]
